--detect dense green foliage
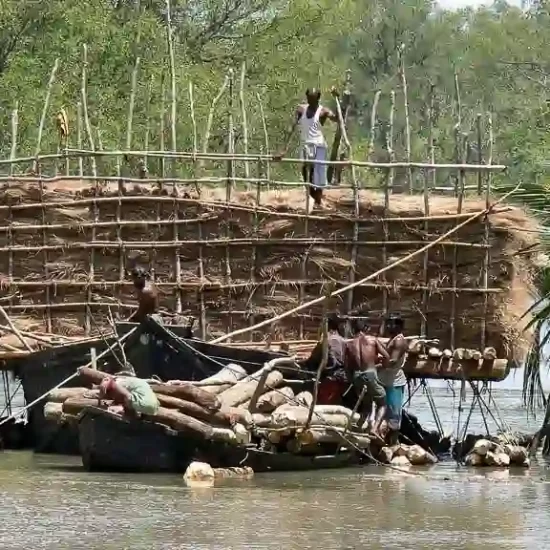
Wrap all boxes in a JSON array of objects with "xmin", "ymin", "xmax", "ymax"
[{"xmin": 1, "ymin": 0, "xmax": 550, "ymax": 185}]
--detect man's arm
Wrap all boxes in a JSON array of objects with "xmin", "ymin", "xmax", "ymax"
[
  {"xmin": 301, "ymin": 340, "xmax": 323, "ymax": 371},
  {"xmin": 386, "ymin": 335, "xmax": 407, "ymax": 366},
  {"xmin": 321, "ymin": 107, "xmax": 339, "ymax": 123},
  {"xmin": 374, "ymin": 338, "xmax": 390, "ymax": 365}
]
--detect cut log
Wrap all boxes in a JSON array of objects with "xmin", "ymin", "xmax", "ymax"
[
  {"xmin": 213, "ymin": 466, "xmax": 254, "ymax": 479},
  {"xmin": 391, "ymin": 455, "xmax": 411, "ymax": 467},
  {"xmin": 378, "ymin": 446, "xmax": 394, "ymax": 463},
  {"xmin": 504, "ymin": 444, "xmax": 528, "ymax": 465},
  {"xmin": 472, "ymin": 439, "xmax": 497, "ymax": 456},
  {"xmin": 231, "ymin": 423, "xmax": 251, "ymax": 445},
  {"xmin": 407, "ymin": 339, "xmax": 422, "ymax": 355},
  {"xmin": 314, "ymin": 405, "xmax": 359, "ymax": 420},
  {"xmin": 295, "ymin": 391, "xmax": 313, "ymax": 408},
  {"xmin": 271, "ymin": 406, "xmax": 354, "ymax": 430},
  {"xmin": 251, "ymin": 413, "xmax": 272, "ymax": 427},
  {"xmin": 153, "ymin": 394, "xmax": 252, "ymax": 427},
  {"xmin": 145, "ymin": 407, "xmax": 215, "ymax": 439},
  {"xmin": 218, "ymin": 369, "xmax": 283, "ymax": 408},
  {"xmin": 77, "ymin": 366, "xmax": 109, "ymax": 385},
  {"xmin": 48, "ymin": 387, "xmax": 96, "ymax": 402},
  {"xmin": 255, "ymin": 386, "xmax": 294, "ymax": 413},
  {"xmin": 485, "ymin": 451, "xmax": 510, "ymax": 467},
  {"xmin": 464, "ymin": 453, "xmax": 484, "ymax": 466},
  {"xmin": 62, "ymin": 397, "xmax": 104, "ymax": 415},
  {"xmin": 296, "ymin": 427, "xmax": 371, "ymax": 448},
  {"xmin": 150, "ymin": 382, "xmax": 221, "ymax": 411},
  {"xmin": 195, "ymin": 363, "xmax": 248, "ymax": 395},
  {"xmin": 428, "ymin": 347, "xmax": 442, "ymax": 359},
  {"xmin": 483, "ymin": 347, "xmax": 497, "ymax": 361},
  {"xmin": 183, "ymin": 461, "xmax": 215, "ymax": 487},
  {"xmin": 44, "ymin": 402, "xmax": 63, "ymax": 421},
  {"xmin": 211, "ymin": 427, "xmax": 238, "ymax": 444},
  {"xmin": 406, "ymin": 444, "xmax": 438, "ymax": 465}
]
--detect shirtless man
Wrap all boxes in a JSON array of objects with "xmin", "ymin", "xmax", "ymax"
[
  {"xmin": 274, "ymin": 87, "xmax": 339, "ymax": 209},
  {"xmin": 127, "ymin": 267, "xmax": 159, "ymax": 323},
  {"xmin": 345, "ymin": 317, "xmax": 389, "ymax": 437}
]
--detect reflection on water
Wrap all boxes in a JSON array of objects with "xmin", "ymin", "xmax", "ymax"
[{"xmin": 0, "ymin": 388, "xmax": 550, "ymax": 549}]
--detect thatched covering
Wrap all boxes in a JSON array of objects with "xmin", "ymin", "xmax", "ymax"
[{"xmin": 0, "ymin": 180, "xmax": 540, "ymax": 359}]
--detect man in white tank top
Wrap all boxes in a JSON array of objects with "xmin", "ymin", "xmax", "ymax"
[{"xmin": 275, "ymin": 87, "xmax": 339, "ymax": 209}]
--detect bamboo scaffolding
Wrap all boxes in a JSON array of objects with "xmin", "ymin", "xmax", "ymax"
[{"xmin": 0, "ymin": 149, "xmax": 507, "ymax": 170}]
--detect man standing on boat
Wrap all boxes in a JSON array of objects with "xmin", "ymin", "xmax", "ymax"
[
  {"xmin": 127, "ymin": 266, "xmax": 159, "ymax": 323},
  {"xmin": 379, "ymin": 313, "xmax": 408, "ymax": 445},
  {"xmin": 302, "ymin": 313, "xmax": 348, "ymax": 404},
  {"xmin": 344, "ymin": 317, "xmax": 389, "ymax": 438},
  {"xmin": 274, "ymin": 87, "xmax": 340, "ymax": 210}
]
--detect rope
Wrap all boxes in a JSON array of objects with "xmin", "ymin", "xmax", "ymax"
[{"xmin": 0, "ymin": 327, "xmax": 138, "ymax": 427}]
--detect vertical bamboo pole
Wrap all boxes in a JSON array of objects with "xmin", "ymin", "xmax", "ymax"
[
  {"xmin": 225, "ymin": 69, "xmax": 235, "ymax": 339},
  {"xmin": 239, "ymin": 62, "xmax": 250, "ymax": 190},
  {"xmin": 450, "ymin": 88, "xmax": 465, "ymax": 350},
  {"xmin": 189, "ymin": 81, "xmax": 197, "ymax": 160},
  {"xmin": 481, "ymin": 114, "xmax": 492, "ymax": 350},
  {"xmin": 77, "ymin": 102, "xmax": 83, "ymax": 178},
  {"xmin": 476, "ymin": 113, "xmax": 483, "ymax": 196},
  {"xmin": 81, "ymin": 45, "xmax": 97, "ymax": 179},
  {"xmin": 64, "ymin": 107, "xmax": 70, "ymax": 177},
  {"xmin": 165, "ymin": 0, "xmax": 182, "ymax": 313},
  {"xmin": 382, "ymin": 91, "xmax": 396, "ymax": 316},
  {"xmin": 154, "ymin": 77, "xmax": 166, "ymax": 286},
  {"xmin": 421, "ymin": 85, "xmax": 435, "ymax": 337},
  {"xmin": 248, "ymin": 156, "xmax": 262, "ymax": 340},
  {"xmin": 399, "ymin": 48, "xmax": 412, "ymax": 193},
  {"xmin": 143, "ymin": 75, "xmax": 155, "ymax": 176},
  {"xmin": 35, "ymin": 60, "xmax": 59, "ymax": 333},
  {"xmin": 8, "ymin": 103, "xmax": 18, "ymax": 314},
  {"xmin": 256, "ymin": 92, "xmax": 271, "ymax": 186},
  {"xmin": 81, "ymin": 45, "xmax": 97, "ymax": 332}
]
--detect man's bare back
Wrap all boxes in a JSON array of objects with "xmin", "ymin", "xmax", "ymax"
[{"xmin": 128, "ymin": 267, "xmax": 159, "ymax": 322}]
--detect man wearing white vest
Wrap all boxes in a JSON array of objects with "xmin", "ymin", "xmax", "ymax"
[{"xmin": 275, "ymin": 87, "xmax": 339, "ymax": 209}]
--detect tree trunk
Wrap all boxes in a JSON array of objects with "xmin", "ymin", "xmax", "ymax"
[
  {"xmin": 196, "ymin": 364, "xmax": 248, "ymax": 394},
  {"xmin": 271, "ymin": 406, "xmax": 354, "ymax": 430},
  {"xmin": 62, "ymin": 397, "xmax": 105, "ymax": 415},
  {"xmin": 255, "ymin": 386, "xmax": 294, "ymax": 413},
  {"xmin": 48, "ymin": 387, "xmax": 97, "ymax": 402},
  {"xmin": 218, "ymin": 369, "xmax": 283, "ymax": 408},
  {"xmin": 150, "ymin": 382, "xmax": 221, "ymax": 411},
  {"xmin": 145, "ymin": 407, "xmax": 215, "ymax": 439}
]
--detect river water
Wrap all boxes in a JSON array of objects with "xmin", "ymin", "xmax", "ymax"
[{"xmin": 1, "ymin": 385, "xmax": 550, "ymax": 549}]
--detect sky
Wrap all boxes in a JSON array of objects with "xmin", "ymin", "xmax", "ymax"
[{"xmin": 438, "ymin": 0, "xmax": 522, "ymax": 7}]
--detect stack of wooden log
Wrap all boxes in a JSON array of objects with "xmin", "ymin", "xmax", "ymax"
[
  {"xmin": 464, "ymin": 438, "xmax": 530, "ymax": 468},
  {"xmin": 376, "ymin": 443, "xmax": 438, "ymax": 467},
  {"xmin": 42, "ymin": 358, "xmax": 376, "ymax": 456}
]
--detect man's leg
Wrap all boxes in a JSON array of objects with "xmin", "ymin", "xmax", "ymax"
[
  {"xmin": 386, "ymin": 385, "xmax": 404, "ymax": 445},
  {"xmin": 367, "ymin": 374, "xmax": 386, "ymax": 437}
]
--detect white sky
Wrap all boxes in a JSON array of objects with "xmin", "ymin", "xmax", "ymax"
[{"xmin": 438, "ymin": 0, "xmax": 522, "ymax": 7}]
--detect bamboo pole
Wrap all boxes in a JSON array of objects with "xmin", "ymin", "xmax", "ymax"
[
  {"xmin": 189, "ymin": 81, "xmax": 197, "ymax": 161},
  {"xmin": 8, "ymin": 103, "xmax": 18, "ymax": 312},
  {"xmin": 0, "ymin": 147, "xmax": 507, "ymax": 171},
  {"xmin": 481, "ymin": 114, "xmax": 493, "ymax": 350},
  {"xmin": 421, "ymin": 85, "xmax": 435, "ymax": 337},
  {"xmin": 476, "ymin": 114, "xmax": 483, "ymax": 196},
  {"xmin": 34, "ymin": 59, "xmax": 59, "ymax": 169},
  {"xmin": 165, "ymin": 0, "xmax": 177, "ymax": 179},
  {"xmin": 382, "ymin": 90, "xmax": 396, "ymax": 314},
  {"xmin": 399, "ymin": 48, "xmax": 413, "ymax": 193},
  {"xmin": 225, "ymin": 69, "xmax": 235, "ymax": 338},
  {"xmin": 143, "ymin": 75, "xmax": 155, "ymax": 175},
  {"xmin": 256, "ymin": 92, "xmax": 271, "ymax": 185},
  {"xmin": 77, "ymin": 102, "xmax": 83, "ymax": 177},
  {"xmin": 239, "ymin": 62, "xmax": 250, "ymax": 189},
  {"xmin": 209, "ymin": 183, "xmax": 520, "ymax": 344},
  {"xmin": 0, "ymin": 306, "xmax": 32, "ymax": 352},
  {"xmin": 81, "ymin": 45, "xmax": 97, "ymax": 178},
  {"xmin": 202, "ymin": 76, "xmax": 229, "ymax": 157}
]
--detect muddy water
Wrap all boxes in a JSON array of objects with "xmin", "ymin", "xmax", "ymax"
[{"xmin": 1, "ymin": 387, "xmax": 550, "ymax": 549}]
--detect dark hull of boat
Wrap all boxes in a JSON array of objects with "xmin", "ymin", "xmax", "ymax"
[
  {"xmin": 78, "ymin": 407, "xmax": 247, "ymax": 473},
  {"xmin": 78, "ymin": 407, "xmax": 359, "ymax": 474}
]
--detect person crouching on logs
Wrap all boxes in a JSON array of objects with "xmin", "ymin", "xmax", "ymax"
[
  {"xmin": 301, "ymin": 313, "xmax": 348, "ymax": 405},
  {"xmin": 127, "ymin": 266, "xmax": 159, "ymax": 323},
  {"xmin": 344, "ymin": 317, "xmax": 389, "ymax": 439},
  {"xmin": 379, "ymin": 312, "xmax": 408, "ymax": 445},
  {"xmin": 95, "ymin": 370, "xmax": 160, "ymax": 417}
]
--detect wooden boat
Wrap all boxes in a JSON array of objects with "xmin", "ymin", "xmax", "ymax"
[{"xmin": 78, "ymin": 406, "xmax": 360, "ymax": 473}]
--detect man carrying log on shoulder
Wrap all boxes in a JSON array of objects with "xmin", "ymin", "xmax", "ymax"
[
  {"xmin": 344, "ymin": 317, "xmax": 389, "ymax": 439},
  {"xmin": 301, "ymin": 313, "xmax": 348, "ymax": 405},
  {"xmin": 127, "ymin": 266, "xmax": 159, "ymax": 323},
  {"xmin": 379, "ymin": 312, "xmax": 408, "ymax": 445},
  {"xmin": 273, "ymin": 87, "xmax": 340, "ymax": 211}
]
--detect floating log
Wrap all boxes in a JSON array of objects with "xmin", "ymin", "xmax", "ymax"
[
  {"xmin": 378, "ymin": 446, "xmax": 394, "ymax": 464},
  {"xmin": 195, "ymin": 363, "xmax": 248, "ymax": 394},
  {"xmin": 213, "ymin": 466, "xmax": 254, "ymax": 479},
  {"xmin": 183, "ymin": 461, "xmax": 215, "ymax": 487},
  {"xmin": 465, "ymin": 452, "xmax": 484, "ymax": 466},
  {"xmin": 406, "ymin": 444, "xmax": 438, "ymax": 465},
  {"xmin": 504, "ymin": 444, "xmax": 528, "ymax": 465},
  {"xmin": 485, "ymin": 451, "xmax": 510, "ymax": 467},
  {"xmin": 149, "ymin": 382, "xmax": 221, "ymax": 411},
  {"xmin": 145, "ymin": 407, "xmax": 215, "ymax": 439},
  {"xmin": 404, "ymin": 357, "xmax": 509, "ymax": 381},
  {"xmin": 391, "ymin": 455, "xmax": 411, "ymax": 467},
  {"xmin": 255, "ymin": 386, "xmax": 294, "ymax": 413},
  {"xmin": 218, "ymin": 369, "xmax": 283, "ymax": 408}
]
